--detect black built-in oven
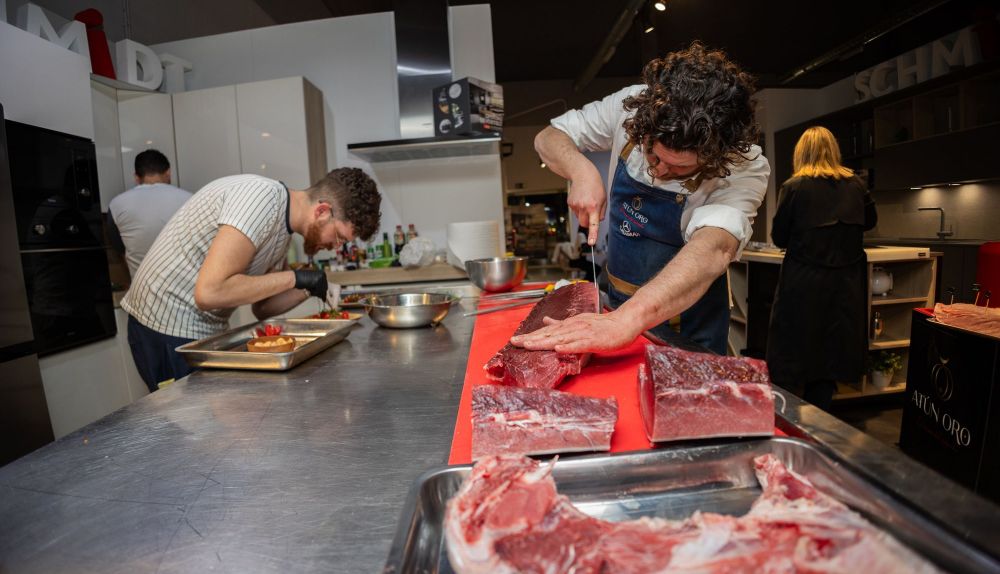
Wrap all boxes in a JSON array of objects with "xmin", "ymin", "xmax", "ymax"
[{"xmin": 4, "ymin": 120, "xmax": 115, "ymax": 356}]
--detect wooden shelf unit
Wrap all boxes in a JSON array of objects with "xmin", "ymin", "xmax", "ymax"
[
  {"xmin": 859, "ymin": 256, "xmax": 937, "ymax": 398},
  {"xmin": 729, "ymin": 250, "xmax": 936, "ymax": 401},
  {"xmin": 834, "ymin": 380, "xmax": 908, "ymax": 400}
]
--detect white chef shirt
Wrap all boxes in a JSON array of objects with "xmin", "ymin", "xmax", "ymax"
[
  {"xmin": 121, "ymin": 174, "xmax": 292, "ymax": 339},
  {"xmin": 109, "ymin": 183, "xmax": 192, "ymax": 278},
  {"xmin": 550, "ymin": 84, "xmax": 770, "ymax": 258}
]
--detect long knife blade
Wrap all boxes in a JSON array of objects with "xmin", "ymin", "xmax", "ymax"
[
  {"xmin": 591, "ymin": 254, "xmax": 599, "ymax": 314},
  {"xmin": 463, "ymin": 297, "xmax": 542, "ymax": 317}
]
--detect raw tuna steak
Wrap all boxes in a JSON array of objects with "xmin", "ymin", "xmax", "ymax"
[
  {"xmin": 639, "ymin": 345, "xmax": 774, "ymax": 442},
  {"xmin": 443, "ymin": 454, "xmax": 941, "ymax": 574},
  {"xmin": 933, "ymin": 302, "xmax": 1000, "ymax": 338},
  {"xmin": 484, "ymin": 282, "xmax": 598, "ymax": 389},
  {"xmin": 471, "ymin": 384, "xmax": 618, "ymax": 460}
]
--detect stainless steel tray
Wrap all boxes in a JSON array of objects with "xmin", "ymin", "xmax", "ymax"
[
  {"xmin": 383, "ymin": 437, "xmax": 999, "ymax": 574},
  {"xmin": 176, "ymin": 318, "xmax": 358, "ymax": 371}
]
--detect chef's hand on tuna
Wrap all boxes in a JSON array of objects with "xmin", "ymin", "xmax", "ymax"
[{"xmin": 510, "ymin": 313, "xmax": 640, "ymax": 353}]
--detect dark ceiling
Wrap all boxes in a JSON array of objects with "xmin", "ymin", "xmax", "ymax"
[
  {"xmin": 471, "ymin": 0, "xmax": 997, "ymax": 87},
  {"xmin": 246, "ymin": 0, "xmax": 997, "ymax": 88}
]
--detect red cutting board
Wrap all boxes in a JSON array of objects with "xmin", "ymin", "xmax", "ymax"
[
  {"xmin": 447, "ymin": 285, "xmax": 783, "ymax": 465},
  {"xmin": 448, "ymin": 284, "xmax": 653, "ymax": 465}
]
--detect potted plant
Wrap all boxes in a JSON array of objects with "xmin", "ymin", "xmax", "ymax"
[{"xmin": 870, "ymin": 351, "xmax": 904, "ymax": 389}]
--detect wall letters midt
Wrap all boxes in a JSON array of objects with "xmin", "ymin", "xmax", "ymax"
[{"xmin": 9, "ymin": 2, "xmax": 193, "ymax": 92}]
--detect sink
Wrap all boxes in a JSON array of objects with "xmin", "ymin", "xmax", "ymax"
[
  {"xmin": 866, "ymin": 237, "xmax": 987, "ymax": 246},
  {"xmin": 899, "ymin": 237, "xmax": 983, "ymax": 242}
]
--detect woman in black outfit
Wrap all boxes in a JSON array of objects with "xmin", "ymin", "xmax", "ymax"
[{"xmin": 767, "ymin": 126, "xmax": 877, "ymax": 410}]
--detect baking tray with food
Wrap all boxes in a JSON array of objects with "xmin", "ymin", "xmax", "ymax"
[
  {"xmin": 176, "ymin": 317, "xmax": 359, "ymax": 371},
  {"xmin": 383, "ymin": 436, "xmax": 998, "ymax": 574}
]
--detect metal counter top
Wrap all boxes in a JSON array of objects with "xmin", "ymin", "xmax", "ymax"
[{"xmin": 1, "ymin": 283, "xmax": 998, "ymax": 573}]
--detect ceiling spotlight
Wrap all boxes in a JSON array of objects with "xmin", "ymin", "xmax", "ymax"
[
  {"xmin": 654, "ymin": 1, "xmax": 666, "ymax": 11},
  {"xmin": 644, "ymin": 24, "xmax": 655, "ymax": 33}
]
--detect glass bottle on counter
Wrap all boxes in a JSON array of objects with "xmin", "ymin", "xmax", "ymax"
[
  {"xmin": 381, "ymin": 232, "xmax": 392, "ymax": 259},
  {"xmin": 871, "ymin": 311, "xmax": 884, "ymax": 341},
  {"xmin": 394, "ymin": 224, "xmax": 406, "ymax": 255},
  {"xmin": 406, "ymin": 223, "xmax": 418, "ymax": 242},
  {"xmin": 356, "ymin": 239, "xmax": 367, "ymax": 268}
]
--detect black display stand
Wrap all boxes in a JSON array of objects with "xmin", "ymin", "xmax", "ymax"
[{"xmin": 900, "ymin": 309, "xmax": 1000, "ymax": 503}]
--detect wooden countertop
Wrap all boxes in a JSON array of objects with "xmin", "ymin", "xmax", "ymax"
[
  {"xmin": 325, "ymin": 261, "xmax": 467, "ymax": 286},
  {"xmin": 741, "ymin": 245, "xmax": 935, "ymax": 264}
]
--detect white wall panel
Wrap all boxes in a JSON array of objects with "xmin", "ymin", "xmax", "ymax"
[
  {"xmin": 372, "ymin": 155, "xmax": 504, "ymax": 249},
  {"xmin": 117, "ymin": 91, "xmax": 181, "ymax": 190},
  {"xmin": 449, "ymin": 4, "xmax": 495, "ymax": 83},
  {"xmin": 91, "ymin": 81, "xmax": 125, "ymax": 210},
  {"xmin": 113, "ymin": 309, "xmax": 149, "ymax": 403},
  {"xmin": 236, "ymin": 77, "xmax": 312, "ymax": 189},
  {"xmin": 171, "ymin": 85, "xmax": 241, "ymax": 192},
  {"xmin": 0, "ymin": 21, "xmax": 93, "ymax": 139},
  {"xmin": 152, "ymin": 13, "xmax": 397, "ymax": 170},
  {"xmin": 39, "ymin": 336, "xmax": 130, "ymax": 439}
]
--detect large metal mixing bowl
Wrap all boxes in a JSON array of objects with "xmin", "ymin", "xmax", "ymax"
[
  {"xmin": 364, "ymin": 293, "xmax": 456, "ymax": 328},
  {"xmin": 464, "ymin": 256, "xmax": 528, "ymax": 292}
]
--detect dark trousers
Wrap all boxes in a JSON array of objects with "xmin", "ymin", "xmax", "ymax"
[{"xmin": 127, "ymin": 316, "xmax": 195, "ymax": 392}]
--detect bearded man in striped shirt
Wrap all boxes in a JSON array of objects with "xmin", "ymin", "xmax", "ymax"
[{"xmin": 121, "ymin": 168, "xmax": 381, "ymax": 391}]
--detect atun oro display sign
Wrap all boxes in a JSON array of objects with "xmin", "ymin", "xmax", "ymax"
[
  {"xmin": 853, "ymin": 19, "xmax": 995, "ymax": 102},
  {"xmin": 2, "ymin": 1, "xmax": 192, "ymax": 92}
]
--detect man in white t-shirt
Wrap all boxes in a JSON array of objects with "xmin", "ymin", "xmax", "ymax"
[
  {"xmin": 121, "ymin": 168, "xmax": 381, "ymax": 391},
  {"xmin": 108, "ymin": 149, "xmax": 192, "ymax": 278},
  {"xmin": 514, "ymin": 42, "xmax": 770, "ymax": 355}
]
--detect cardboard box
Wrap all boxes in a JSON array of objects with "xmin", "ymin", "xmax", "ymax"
[{"xmin": 432, "ymin": 77, "xmax": 503, "ymax": 136}]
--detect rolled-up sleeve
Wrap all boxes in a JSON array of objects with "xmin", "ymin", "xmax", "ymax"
[
  {"xmin": 684, "ymin": 147, "xmax": 770, "ymax": 259},
  {"xmin": 550, "ymin": 85, "xmax": 642, "ymax": 152}
]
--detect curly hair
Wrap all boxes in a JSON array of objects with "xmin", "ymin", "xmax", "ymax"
[
  {"xmin": 308, "ymin": 167, "xmax": 382, "ymax": 241},
  {"xmin": 622, "ymin": 42, "xmax": 760, "ymax": 180}
]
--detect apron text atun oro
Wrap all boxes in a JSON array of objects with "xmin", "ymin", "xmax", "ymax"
[{"xmin": 604, "ymin": 143, "xmax": 730, "ymax": 354}]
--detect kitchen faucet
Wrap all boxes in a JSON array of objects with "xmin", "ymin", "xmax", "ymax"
[{"xmin": 917, "ymin": 207, "xmax": 953, "ymax": 240}]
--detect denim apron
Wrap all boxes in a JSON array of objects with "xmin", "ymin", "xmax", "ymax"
[{"xmin": 605, "ymin": 142, "xmax": 730, "ymax": 354}]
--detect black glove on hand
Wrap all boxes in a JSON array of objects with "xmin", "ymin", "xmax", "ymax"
[{"xmin": 294, "ymin": 269, "xmax": 328, "ymax": 299}]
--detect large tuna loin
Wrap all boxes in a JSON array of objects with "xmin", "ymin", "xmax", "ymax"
[
  {"xmin": 471, "ymin": 384, "xmax": 618, "ymax": 460},
  {"xmin": 443, "ymin": 454, "xmax": 942, "ymax": 574},
  {"xmin": 639, "ymin": 344, "xmax": 774, "ymax": 442},
  {"xmin": 484, "ymin": 282, "xmax": 598, "ymax": 389}
]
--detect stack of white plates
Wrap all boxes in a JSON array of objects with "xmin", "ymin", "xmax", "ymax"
[{"xmin": 447, "ymin": 220, "xmax": 502, "ymax": 269}]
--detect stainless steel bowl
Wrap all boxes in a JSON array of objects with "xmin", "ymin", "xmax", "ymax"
[
  {"xmin": 364, "ymin": 293, "xmax": 456, "ymax": 328},
  {"xmin": 464, "ymin": 256, "xmax": 528, "ymax": 292}
]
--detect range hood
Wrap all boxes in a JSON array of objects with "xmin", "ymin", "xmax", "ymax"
[{"xmin": 348, "ymin": 0, "xmax": 500, "ymax": 162}]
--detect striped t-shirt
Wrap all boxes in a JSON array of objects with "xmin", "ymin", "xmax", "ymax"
[{"xmin": 121, "ymin": 174, "xmax": 292, "ymax": 339}]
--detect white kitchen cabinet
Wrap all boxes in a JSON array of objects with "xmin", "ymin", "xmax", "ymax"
[
  {"xmin": 90, "ymin": 81, "xmax": 126, "ymax": 210},
  {"xmin": 117, "ymin": 90, "xmax": 180, "ymax": 191},
  {"xmin": 39, "ymin": 335, "xmax": 131, "ymax": 439},
  {"xmin": 38, "ymin": 309, "xmax": 149, "ymax": 439},
  {"xmin": 171, "ymin": 85, "xmax": 242, "ymax": 192},
  {"xmin": 236, "ymin": 77, "xmax": 327, "ymax": 189}
]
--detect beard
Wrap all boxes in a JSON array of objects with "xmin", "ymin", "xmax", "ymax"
[{"xmin": 303, "ymin": 220, "xmax": 327, "ymax": 255}]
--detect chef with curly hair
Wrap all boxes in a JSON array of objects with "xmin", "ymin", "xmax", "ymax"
[{"xmin": 515, "ymin": 42, "xmax": 770, "ymax": 355}]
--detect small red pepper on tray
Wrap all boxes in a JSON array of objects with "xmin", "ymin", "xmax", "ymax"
[{"xmin": 255, "ymin": 324, "xmax": 283, "ymax": 337}]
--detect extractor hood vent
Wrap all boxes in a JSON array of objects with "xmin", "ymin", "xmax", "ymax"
[{"xmin": 348, "ymin": 135, "xmax": 500, "ymax": 163}]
